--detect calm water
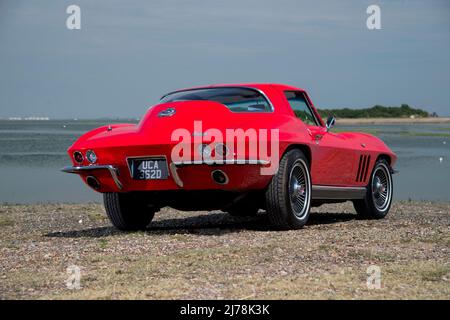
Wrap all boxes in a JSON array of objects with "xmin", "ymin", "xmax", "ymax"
[{"xmin": 0, "ymin": 120, "xmax": 449, "ymax": 203}]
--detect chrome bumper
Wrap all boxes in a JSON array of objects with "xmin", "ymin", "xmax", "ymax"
[
  {"xmin": 61, "ymin": 165, "xmax": 123, "ymax": 190},
  {"xmin": 62, "ymin": 159, "xmax": 270, "ymax": 190},
  {"xmin": 390, "ymin": 168, "xmax": 399, "ymax": 174},
  {"xmin": 172, "ymin": 159, "xmax": 270, "ymax": 166}
]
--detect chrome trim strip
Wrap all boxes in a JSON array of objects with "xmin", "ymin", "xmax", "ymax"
[
  {"xmin": 311, "ymin": 185, "xmax": 366, "ymax": 200},
  {"xmin": 248, "ymin": 87, "xmax": 275, "ymax": 112},
  {"xmin": 160, "ymin": 86, "xmax": 275, "ymax": 112},
  {"xmin": 169, "ymin": 162, "xmax": 183, "ymax": 188},
  {"xmin": 61, "ymin": 165, "xmax": 123, "ymax": 190},
  {"xmin": 173, "ymin": 159, "xmax": 270, "ymax": 166}
]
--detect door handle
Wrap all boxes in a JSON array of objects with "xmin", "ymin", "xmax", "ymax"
[{"xmin": 313, "ymin": 133, "xmax": 323, "ymax": 145}]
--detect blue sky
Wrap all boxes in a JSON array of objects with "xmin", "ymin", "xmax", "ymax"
[{"xmin": 0, "ymin": 0, "xmax": 449, "ymax": 118}]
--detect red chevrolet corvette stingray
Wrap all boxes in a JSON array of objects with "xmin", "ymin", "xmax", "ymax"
[{"xmin": 63, "ymin": 83, "xmax": 397, "ymax": 231}]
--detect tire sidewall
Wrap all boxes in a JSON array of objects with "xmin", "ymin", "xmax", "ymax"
[
  {"xmin": 367, "ymin": 160, "xmax": 393, "ymax": 218},
  {"xmin": 283, "ymin": 150, "xmax": 312, "ymax": 228},
  {"xmin": 104, "ymin": 192, "xmax": 155, "ymax": 231}
]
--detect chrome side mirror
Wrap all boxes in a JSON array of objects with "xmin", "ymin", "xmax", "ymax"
[{"xmin": 326, "ymin": 116, "xmax": 336, "ymax": 132}]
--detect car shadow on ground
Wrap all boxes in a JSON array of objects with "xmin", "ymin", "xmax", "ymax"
[{"xmin": 45, "ymin": 211, "xmax": 357, "ymax": 238}]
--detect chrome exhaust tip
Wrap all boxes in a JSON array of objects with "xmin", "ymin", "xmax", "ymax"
[
  {"xmin": 211, "ymin": 170, "xmax": 229, "ymax": 185},
  {"xmin": 86, "ymin": 176, "xmax": 101, "ymax": 190}
]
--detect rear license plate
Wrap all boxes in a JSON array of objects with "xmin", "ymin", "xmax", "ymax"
[{"xmin": 130, "ymin": 159, "xmax": 169, "ymax": 180}]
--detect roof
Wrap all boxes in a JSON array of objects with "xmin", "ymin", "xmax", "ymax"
[
  {"xmin": 209, "ymin": 83, "xmax": 305, "ymax": 91},
  {"xmin": 161, "ymin": 83, "xmax": 306, "ymax": 99}
]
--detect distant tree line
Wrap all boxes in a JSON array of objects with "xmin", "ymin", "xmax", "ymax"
[{"xmin": 317, "ymin": 104, "xmax": 430, "ymax": 119}]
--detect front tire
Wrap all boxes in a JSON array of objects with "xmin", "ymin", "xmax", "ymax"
[
  {"xmin": 353, "ymin": 159, "xmax": 393, "ymax": 219},
  {"xmin": 265, "ymin": 149, "xmax": 312, "ymax": 230},
  {"xmin": 103, "ymin": 193, "xmax": 155, "ymax": 231}
]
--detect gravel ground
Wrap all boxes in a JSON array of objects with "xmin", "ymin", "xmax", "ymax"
[{"xmin": 0, "ymin": 201, "xmax": 449, "ymax": 299}]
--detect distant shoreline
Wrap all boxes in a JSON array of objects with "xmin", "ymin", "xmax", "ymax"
[
  {"xmin": 336, "ymin": 117, "xmax": 450, "ymax": 125},
  {"xmin": 1, "ymin": 117, "xmax": 450, "ymax": 125}
]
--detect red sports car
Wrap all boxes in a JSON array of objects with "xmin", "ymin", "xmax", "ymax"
[{"xmin": 63, "ymin": 83, "xmax": 397, "ymax": 230}]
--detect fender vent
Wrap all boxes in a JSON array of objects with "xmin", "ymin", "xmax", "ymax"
[{"xmin": 356, "ymin": 155, "xmax": 371, "ymax": 183}]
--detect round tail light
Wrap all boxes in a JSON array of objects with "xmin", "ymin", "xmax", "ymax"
[
  {"xmin": 73, "ymin": 151, "xmax": 84, "ymax": 164},
  {"xmin": 198, "ymin": 144, "xmax": 212, "ymax": 158},
  {"xmin": 86, "ymin": 150, "xmax": 97, "ymax": 164},
  {"xmin": 215, "ymin": 143, "xmax": 229, "ymax": 157}
]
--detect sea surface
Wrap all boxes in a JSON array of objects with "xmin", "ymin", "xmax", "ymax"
[{"xmin": 0, "ymin": 119, "xmax": 449, "ymax": 203}]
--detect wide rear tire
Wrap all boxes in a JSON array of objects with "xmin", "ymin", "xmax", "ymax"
[
  {"xmin": 103, "ymin": 193, "xmax": 155, "ymax": 231},
  {"xmin": 265, "ymin": 149, "xmax": 312, "ymax": 230},
  {"xmin": 353, "ymin": 159, "xmax": 393, "ymax": 219}
]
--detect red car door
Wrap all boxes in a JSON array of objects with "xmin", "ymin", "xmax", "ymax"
[
  {"xmin": 307, "ymin": 125, "xmax": 359, "ymax": 186},
  {"xmin": 284, "ymin": 91, "xmax": 358, "ymax": 186}
]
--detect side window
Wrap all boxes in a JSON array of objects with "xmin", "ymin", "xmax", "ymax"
[{"xmin": 284, "ymin": 91, "xmax": 318, "ymax": 126}]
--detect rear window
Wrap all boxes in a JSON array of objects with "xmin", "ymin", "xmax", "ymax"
[{"xmin": 161, "ymin": 87, "xmax": 272, "ymax": 112}]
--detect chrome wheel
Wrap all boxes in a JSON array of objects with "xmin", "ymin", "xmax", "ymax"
[
  {"xmin": 288, "ymin": 160, "xmax": 310, "ymax": 219},
  {"xmin": 371, "ymin": 163, "xmax": 392, "ymax": 212},
  {"xmin": 266, "ymin": 149, "xmax": 312, "ymax": 229}
]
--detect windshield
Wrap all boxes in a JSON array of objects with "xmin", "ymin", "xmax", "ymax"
[{"xmin": 161, "ymin": 87, "xmax": 272, "ymax": 112}]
